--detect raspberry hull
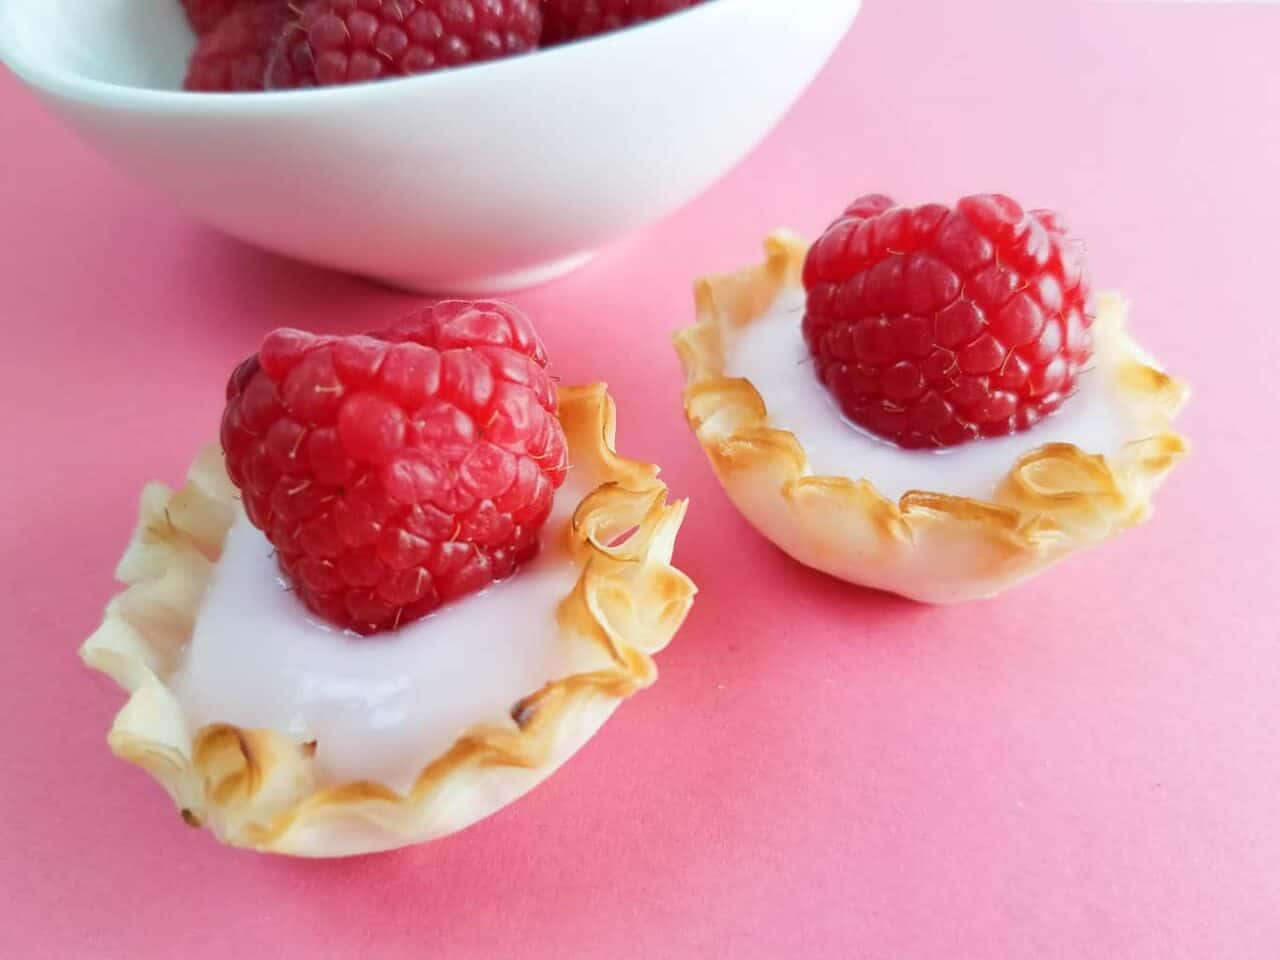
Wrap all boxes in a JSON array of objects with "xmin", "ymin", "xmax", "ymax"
[
  {"xmin": 802, "ymin": 194, "xmax": 1095, "ymax": 450},
  {"xmin": 221, "ymin": 301, "xmax": 569, "ymax": 635}
]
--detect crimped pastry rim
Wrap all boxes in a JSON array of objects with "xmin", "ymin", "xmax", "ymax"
[
  {"xmin": 674, "ymin": 232, "xmax": 1189, "ymax": 602},
  {"xmin": 81, "ymin": 383, "xmax": 696, "ymax": 856}
]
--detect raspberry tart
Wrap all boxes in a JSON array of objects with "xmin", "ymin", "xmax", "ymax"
[
  {"xmin": 82, "ymin": 301, "xmax": 695, "ymax": 856},
  {"xmin": 675, "ymin": 195, "xmax": 1188, "ymax": 602}
]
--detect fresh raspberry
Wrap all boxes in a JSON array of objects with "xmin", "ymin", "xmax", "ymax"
[
  {"xmin": 273, "ymin": 0, "xmax": 543, "ymax": 88},
  {"xmin": 542, "ymin": 0, "xmax": 706, "ymax": 44},
  {"xmin": 183, "ymin": 1, "xmax": 299, "ymax": 92},
  {"xmin": 181, "ymin": 0, "xmax": 241, "ymax": 36},
  {"xmin": 801, "ymin": 194, "xmax": 1095, "ymax": 450},
  {"xmin": 221, "ymin": 301, "xmax": 570, "ymax": 635}
]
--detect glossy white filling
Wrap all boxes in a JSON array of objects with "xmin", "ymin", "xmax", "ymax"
[
  {"xmin": 724, "ymin": 286, "xmax": 1135, "ymax": 502},
  {"xmin": 171, "ymin": 487, "xmax": 586, "ymax": 793}
]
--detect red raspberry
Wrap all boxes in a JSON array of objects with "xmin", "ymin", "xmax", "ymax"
[
  {"xmin": 542, "ymin": 0, "xmax": 706, "ymax": 45},
  {"xmin": 181, "ymin": 0, "xmax": 241, "ymax": 36},
  {"xmin": 274, "ymin": 0, "xmax": 543, "ymax": 88},
  {"xmin": 183, "ymin": 0, "xmax": 298, "ymax": 92},
  {"xmin": 220, "ymin": 301, "xmax": 570, "ymax": 635},
  {"xmin": 801, "ymin": 194, "xmax": 1096, "ymax": 450}
]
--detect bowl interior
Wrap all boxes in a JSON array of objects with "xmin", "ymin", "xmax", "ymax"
[{"xmin": 4, "ymin": 0, "xmax": 191, "ymax": 90}]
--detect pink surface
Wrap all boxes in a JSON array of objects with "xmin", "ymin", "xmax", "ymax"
[{"xmin": 2, "ymin": 1, "xmax": 1279, "ymax": 957}]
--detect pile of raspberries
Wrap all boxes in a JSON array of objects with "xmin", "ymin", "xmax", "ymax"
[{"xmin": 182, "ymin": 0, "xmax": 709, "ymax": 92}]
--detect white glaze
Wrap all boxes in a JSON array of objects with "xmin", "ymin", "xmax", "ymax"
[
  {"xmin": 724, "ymin": 286, "xmax": 1135, "ymax": 502},
  {"xmin": 171, "ymin": 487, "xmax": 587, "ymax": 793}
]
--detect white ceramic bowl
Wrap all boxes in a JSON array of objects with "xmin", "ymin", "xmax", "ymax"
[{"xmin": 0, "ymin": 0, "xmax": 861, "ymax": 293}]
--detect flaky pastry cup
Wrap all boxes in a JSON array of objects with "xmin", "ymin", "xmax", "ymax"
[
  {"xmin": 81, "ymin": 384, "xmax": 695, "ymax": 857},
  {"xmin": 675, "ymin": 233, "xmax": 1189, "ymax": 603}
]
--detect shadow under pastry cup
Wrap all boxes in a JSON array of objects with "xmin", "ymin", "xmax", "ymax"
[
  {"xmin": 81, "ymin": 384, "xmax": 696, "ymax": 857},
  {"xmin": 675, "ymin": 232, "xmax": 1189, "ymax": 603}
]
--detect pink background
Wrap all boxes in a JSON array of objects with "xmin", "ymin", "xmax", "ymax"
[{"xmin": 3, "ymin": 1, "xmax": 1279, "ymax": 956}]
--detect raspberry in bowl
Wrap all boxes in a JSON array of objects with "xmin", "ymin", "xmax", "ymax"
[
  {"xmin": 0, "ymin": 0, "xmax": 862, "ymax": 293},
  {"xmin": 675, "ymin": 195, "xmax": 1189, "ymax": 602},
  {"xmin": 183, "ymin": 0, "xmax": 546, "ymax": 92},
  {"xmin": 180, "ymin": 0, "xmax": 711, "ymax": 92},
  {"xmin": 542, "ymin": 0, "xmax": 710, "ymax": 45},
  {"xmin": 81, "ymin": 301, "xmax": 695, "ymax": 857}
]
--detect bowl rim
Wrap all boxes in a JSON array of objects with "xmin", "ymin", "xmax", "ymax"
[{"xmin": 0, "ymin": 0, "xmax": 749, "ymax": 110}]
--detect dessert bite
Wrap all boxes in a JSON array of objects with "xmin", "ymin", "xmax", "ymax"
[
  {"xmin": 82, "ymin": 301, "xmax": 695, "ymax": 856},
  {"xmin": 675, "ymin": 195, "xmax": 1188, "ymax": 602}
]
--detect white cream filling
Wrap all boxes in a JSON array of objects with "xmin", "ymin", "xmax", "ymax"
[
  {"xmin": 170, "ymin": 486, "xmax": 586, "ymax": 794},
  {"xmin": 725, "ymin": 287, "xmax": 1136, "ymax": 502}
]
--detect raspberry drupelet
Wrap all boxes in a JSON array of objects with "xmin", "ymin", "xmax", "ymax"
[
  {"xmin": 221, "ymin": 301, "xmax": 570, "ymax": 635},
  {"xmin": 801, "ymin": 193, "xmax": 1095, "ymax": 450}
]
